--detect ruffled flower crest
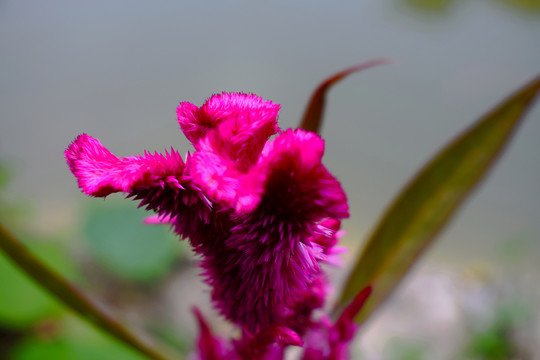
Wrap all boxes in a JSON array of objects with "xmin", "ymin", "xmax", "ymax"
[
  {"xmin": 179, "ymin": 93, "xmax": 281, "ymax": 212},
  {"xmin": 66, "ymin": 92, "xmax": 357, "ymax": 359}
]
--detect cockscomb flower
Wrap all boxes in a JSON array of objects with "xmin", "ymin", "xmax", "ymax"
[
  {"xmin": 190, "ymin": 287, "xmax": 372, "ymax": 360},
  {"xmin": 65, "ymin": 93, "xmax": 349, "ymax": 348},
  {"xmin": 191, "ymin": 307, "xmax": 303, "ymax": 360},
  {"xmin": 300, "ymin": 286, "xmax": 372, "ymax": 360}
]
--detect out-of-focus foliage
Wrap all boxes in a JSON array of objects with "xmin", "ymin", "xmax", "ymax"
[
  {"xmin": 84, "ymin": 204, "xmax": 181, "ymax": 283},
  {"xmin": 0, "ymin": 240, "xmax": 78, "ymax": 329},
  {"xmin": 149, "ymin": 324, "xmax": 192, "ymax": 356},
  {"xmin": 0, "ymin": 162, "xmax": 179, "ymax": 359},
  {"xmin": 9, "ymin": 315, "xmax": 146, "ymax": 360},
  {"xmin": 0, "ymin": 162, "xmax": 32, "ymax": 227},
  {"xmin": 494, "ymin": 0, "xmax": 540, "ymax": 11},
  {"xmin": 386, "ymin": 338, "xmax": 426, "ymax": 360},
  {"xmin": 404, "ymin": 0, "xmax": 455, "ymax": 12},
  {"xmin": 463, "ymin": 303, "xmax": 531, "ymax": 359},
  {"xmin": 399, "ymin": 0, "xmax": 540, "ymax": 13},
  {"xmin": 0, "ymin": 162, "xmax": 79, "ymax": 329},
  {"xmin": 1, "ymin": 214, "xmax": 173, "ymax": 359},
  {"xmin": 0, "ymin": 162, "xmax": 10, "ymax": 189},
  {"xmin": 336, "ymin": 76, "xmax": 540, "ymax": 324}
]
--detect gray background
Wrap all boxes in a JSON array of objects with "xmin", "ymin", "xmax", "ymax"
[{"xmin": 1, "ymin": 0, "xmax": 539, "ymax": 262}]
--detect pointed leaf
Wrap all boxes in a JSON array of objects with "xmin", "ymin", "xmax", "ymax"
[
  {"xmin": 298, "ymin": 59, "xmax": 391, "ymax": 134},
  {"xmin": 0, "ymin": 223, "xmax": 172, "ymax": 360},
  {"xmin": 335, "ymin": 75, "xmax": 540, "ymax": 324}
]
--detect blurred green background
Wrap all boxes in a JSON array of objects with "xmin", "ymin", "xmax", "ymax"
[{"xmin": 1, "ymin": 1, "xmax": 539, "ymax": 359}]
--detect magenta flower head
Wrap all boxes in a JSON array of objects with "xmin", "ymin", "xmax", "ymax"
[{"xmin": 66, "ymin": 92, "xmax": 352, "ymax": 356}]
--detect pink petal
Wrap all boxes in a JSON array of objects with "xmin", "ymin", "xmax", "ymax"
[
  {"xmin": 65, "ymin": 134, "xmax": 185, "ymax": 197},
  {"xmin": 178, "ymin": 93, "xmax": 280, "ymax": 168},
  {"xmin": 189, "ymin": 138, "xmax": 263, "ymax": 213},
  {"xmin": 192, "ymin": 308, "xmax": 235, "ymax": 360},
  {"xmin": 142, "ymin": 214, "xmax": 173, "ymax": 225},
  {"xmin": 253, "ymin": 129, "xmax": 349, "ymax": 221},
  {"xmin": 177, "ymin": 101, "xmax": 213, "ymax": 146}
]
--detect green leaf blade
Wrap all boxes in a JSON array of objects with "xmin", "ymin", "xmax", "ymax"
[{"xmin": 335, "ymin": 75, "xmax": 540, "ymax": 324}]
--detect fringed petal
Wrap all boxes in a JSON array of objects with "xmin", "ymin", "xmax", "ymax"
[
  {"xmin": 65, "ymin": 134, "xmax": 185, "ymax": 197},
  {"xmin": 253, "ymin": 129, "xmax": 349, "ymax": 221},
  {"xmin": 189, "ymin": 137, "xmax": 264, "ymax": 213},
  {"xmin": 142, "ymin": 214, "xmax": 173, "ymax": 225},
  {"xmin": 178, "ymin": 93, "xmax": 280, "ymax": 169},
  {"xmin": 192, "ymin": 308, "xmax": 236, "ymax": 360},
  {"xmin": 301, "ymin": 286, "xmax": 373, "ymax": 360},
  {"xmin": 200, "ymin": 129, "xmax": 349, "ymax": 332},
  {"xmin": 67, "ymin": 93, "xmax": 355, "ymax": 360},
  {"xmin": 66, "ymin": 134, "xmax": 215, "ymax": 243}
]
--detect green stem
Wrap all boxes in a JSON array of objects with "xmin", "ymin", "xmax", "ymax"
[{"xmin": 0, "ymin": 222, "xmax": 171, "ymax": 360}]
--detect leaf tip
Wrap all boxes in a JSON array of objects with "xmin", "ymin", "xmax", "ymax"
[{"xmin": 299, "ymin": 58, "xmax": 392, "ymax": 134}]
